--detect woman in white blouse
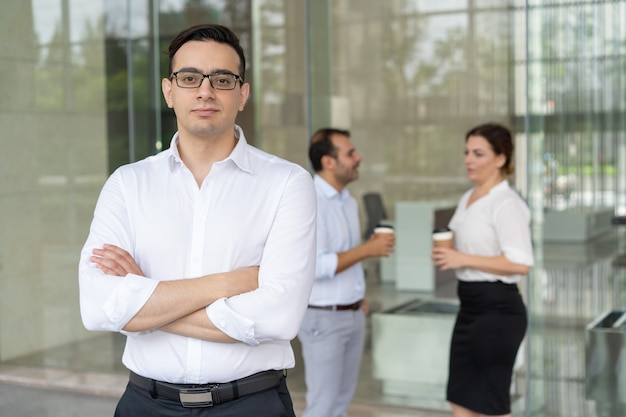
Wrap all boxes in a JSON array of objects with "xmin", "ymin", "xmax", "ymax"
[{"xmin": 432, "ymin": 123, "xmax": 534, "ymax": 417}]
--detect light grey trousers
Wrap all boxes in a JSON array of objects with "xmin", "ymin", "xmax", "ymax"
[{"xmin": 297, "ymin": 307, "xmax": 366, "ymax": 417}]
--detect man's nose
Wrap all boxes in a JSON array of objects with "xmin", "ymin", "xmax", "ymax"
[{"xmin": 197, "ymin": 77, "xmax": 216, "ymax": 98}]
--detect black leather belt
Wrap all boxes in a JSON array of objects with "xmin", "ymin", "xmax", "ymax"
[
  {"xmin": 308, "ymin": 300, "xmax": 362, "ymax": 311},
  {"xmin": 129, "ymin": 370, "xmax": 285, "ymax": 408}
]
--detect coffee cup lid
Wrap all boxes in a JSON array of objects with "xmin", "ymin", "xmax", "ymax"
[
  {"xmin": 433, "ymin": 227, "xmax": 451, "ymax": 234},
  {"xmin": 432, "ymin": 231, "xmax": 453, "ymax": 240}
]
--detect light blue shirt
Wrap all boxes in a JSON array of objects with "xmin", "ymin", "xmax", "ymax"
[{"xmin": 309, "ymin": 175, "xmax": 365, "ymax": 306}]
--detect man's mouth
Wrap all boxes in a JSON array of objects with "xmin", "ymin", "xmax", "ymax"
[{"xmin": 193, "ymin": 108, "xmax": 218, "ymax": 116}]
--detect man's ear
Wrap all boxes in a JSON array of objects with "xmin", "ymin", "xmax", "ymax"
[
  {"xmin": 162, "ymin": 78, "xmax": 174, "ymax": 108},
  {"xmin": 321, "ymin": 154, "xmax": 336, "ymax": 171},
  {"xmin": 238, "ymin": 82, "xmax": 250, "ymax": 111}
]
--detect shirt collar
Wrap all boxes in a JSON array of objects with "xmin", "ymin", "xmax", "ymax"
[
  {"xmin": 167, "ymin": 125, "xmax": 252, "ymax": 174},
  {"xmin": 490, "ymin": 179, "xmax": 510, "ymax": 194},
  {"xmin": 314, "ymin": 174, "xmax": 350, "ymax": 202}
]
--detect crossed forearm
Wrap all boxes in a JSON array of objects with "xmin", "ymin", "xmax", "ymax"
[
  {"xmin": 160, "ymin": 308, "xmax": 237, "ymax": 342},
  {"xmin": 91, "ymin": 244, "xmax": 257, "ymax": 339},
  {"xmin": 122, "ymin": 276, "xmax": 231, "ymax": 333}
]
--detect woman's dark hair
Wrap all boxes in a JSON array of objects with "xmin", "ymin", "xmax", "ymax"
[
  {"xmin": 167, "ymin": 24, "xmax": 246, "ymax": 81},
  {"xmin": 466, "ymin": 123, "xmax": 515, "ymax": 176},
  {"xmin": 308, "ymin": 128, "xmax": 351, "ymax": 172}
]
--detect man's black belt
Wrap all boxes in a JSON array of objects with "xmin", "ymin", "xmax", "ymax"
[
  {"xmin": 308, "ymin": 300, "xmax": 362, "ymax": 311},
  {"xmin": 129, "ymin": 369, "xmax": 285, "ymax": 408}
]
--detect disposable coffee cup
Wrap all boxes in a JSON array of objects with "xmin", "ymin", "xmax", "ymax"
[
  {"xmin": 373, "ymin": 224, "xmax": 394, "ymax": 235},
  {"xmin": 432, "ymin": 227, "xmax": 454, "ymax": 248}
]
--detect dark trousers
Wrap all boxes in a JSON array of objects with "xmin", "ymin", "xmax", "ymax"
[{"xmin": 114, "ymin": 376, "xmax": 295, "ymax": 417}]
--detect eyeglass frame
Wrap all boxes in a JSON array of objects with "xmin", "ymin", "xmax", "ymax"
[{"xmin": 170, "ymin": 70, "xmax": 244, "ymax": 90}]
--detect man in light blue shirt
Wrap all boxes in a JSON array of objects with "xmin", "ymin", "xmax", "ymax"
[{"xmin": 298, "ymin": 128, "xmax": 395, "ymax": 417}]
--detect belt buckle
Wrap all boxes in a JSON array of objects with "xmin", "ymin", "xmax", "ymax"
[{"xmin": 179, "ymin": 386, "xmax": 215, "ymax": 408}]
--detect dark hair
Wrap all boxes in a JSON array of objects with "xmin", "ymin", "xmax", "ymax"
[
  {"xmin": 465, "ymin": 123, "xmax": 515, "ymax": 176},
  {"xmin": 167, "ymin": 24, "xmax": 246, "ymax": 81},
  {"xmin": 308, "ymin": 128, "xmax": 351, "ymax": 172}
]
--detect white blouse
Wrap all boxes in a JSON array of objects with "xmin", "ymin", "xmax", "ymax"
[{"xmin": 449, "ymin": 180, "xmax": 534, "ymax": 284}]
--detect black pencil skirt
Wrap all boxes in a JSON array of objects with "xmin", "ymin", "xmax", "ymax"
[{"xmin": 446, "ymin": 280, "xmax": 527, "ymax": 415}]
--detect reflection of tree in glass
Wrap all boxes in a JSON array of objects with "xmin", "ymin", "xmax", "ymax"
[
  {"xmin": 532, "ymin": 6, "xmax": 623, "ymax": 211},
  {"xmin": 257, "ymin": 0, "xmax": 287, "ymax": 106},
  {"xmin": 36, "ymin": 17, "xmax": 107, "ymax": 112},
  {"xmin": 349, "ymin": 4, "xmax": 513, "ymax": 200}
]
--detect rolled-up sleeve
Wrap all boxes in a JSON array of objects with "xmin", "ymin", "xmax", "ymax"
[
  {"xmin": 206, "ymin": 298, "xmax": 257, "ymax": 345},
  {"xmin": 315, "ymin": 252, "xmax": 339, "ymax": 281},
  {"xmin": 205, "ymin": 167, "xmax": 317, "ymax": 344},
  {"xmin": 78, "ymin": 170, "xmax": 157, "ymax": 333},
  {"xmin": 495, "ymin": 197, "xmax": 534, "ymax": 267},
  {"xmin": 311, "ymin": 192, "xmax": 340, "ymax": 280}
]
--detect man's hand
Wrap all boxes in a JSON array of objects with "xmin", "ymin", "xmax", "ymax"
[
  {"xmin": 336, "ymin": 233, "xmax": 396, "ymax": 274},
  {"xmin": 361, "ymin": 298, "xmax": 370, "ymax": 315},
  {"xmin": 364, "ymin": 232, "xmax": 395, "ymax": 258},
  {"xmin": 91, "ymin": 244, "xmax": 145, "ymax": 276}
]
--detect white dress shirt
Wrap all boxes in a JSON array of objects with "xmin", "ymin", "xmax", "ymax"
[
  {"xmin": 449, "ymin": 180, "xmax": 534, "ymax": 284},
  {"xmin": 308, "ymin": 175, "xmax": 365, "ymax": 306},
  {"xmin": 79, "ymin": 126, "xmax": 317, "ymax": 383}
]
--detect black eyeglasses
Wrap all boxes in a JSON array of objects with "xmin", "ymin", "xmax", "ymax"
[{"xmin": 170, "ymin": 70, "xmax": 243, "ymax": 90}]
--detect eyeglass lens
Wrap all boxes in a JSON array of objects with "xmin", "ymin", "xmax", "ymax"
[{"xmin": 175, "ymin": 71, "xmax": 238, "ymax": 90}]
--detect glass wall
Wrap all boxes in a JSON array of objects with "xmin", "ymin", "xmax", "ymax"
[
  {"xmin": 0, "ymin": 0, "xmax": 108, "ymax": 362},
  {"xmin": 521, "ymin": 2, "xmax": 626, "ymax": 415},
  {"xmin": 522, "ymin": 0, "xmax": 626, "ymax": 213},
  {"xmin": 308, "ymin": 0, "xmax": 515, "ymax": 219},
  {"xmin": 2, "ymin": 1, "xmax": 626, "ymax": 416}
]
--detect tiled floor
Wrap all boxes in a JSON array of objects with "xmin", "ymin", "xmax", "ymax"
[
  {"xmin": 0, "ymin": 382, "xmax": 118, "ymax": 417},
  {"xmin": 0, "ymin": 384, "xmax": 448, "ymax": 417},
  {"xmin": 4, "ymin": 232, "xmax": 626, "ymax": 416}
]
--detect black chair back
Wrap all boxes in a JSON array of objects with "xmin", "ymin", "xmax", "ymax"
[{"xmin": 363, "ymin": 192, "xmax": 388, "ymax": 239}]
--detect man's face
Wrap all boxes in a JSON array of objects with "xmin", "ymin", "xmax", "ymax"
[
  {"xmin": 330, "ymin": 133, "xmax": 362, "ymax": 186},
  {"xmin": 161, "ymin": 40, "xmax": 250, "ymax": 141}
]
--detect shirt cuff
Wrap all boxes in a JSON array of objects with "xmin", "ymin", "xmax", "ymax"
[
  {"xmin": 206, "ymin": 298, "xmax": 259, "ymax": 346},
  {"xmin": 102, "ymin": 273, "xmax": 158, "ymax": 332},
  {"xmin": 316, "ymin": 253, "xmax": 339, "ymax": 280},
  {"xmin": 503, "ymin": 247, "xmax": 534, "ymax": 267}
]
